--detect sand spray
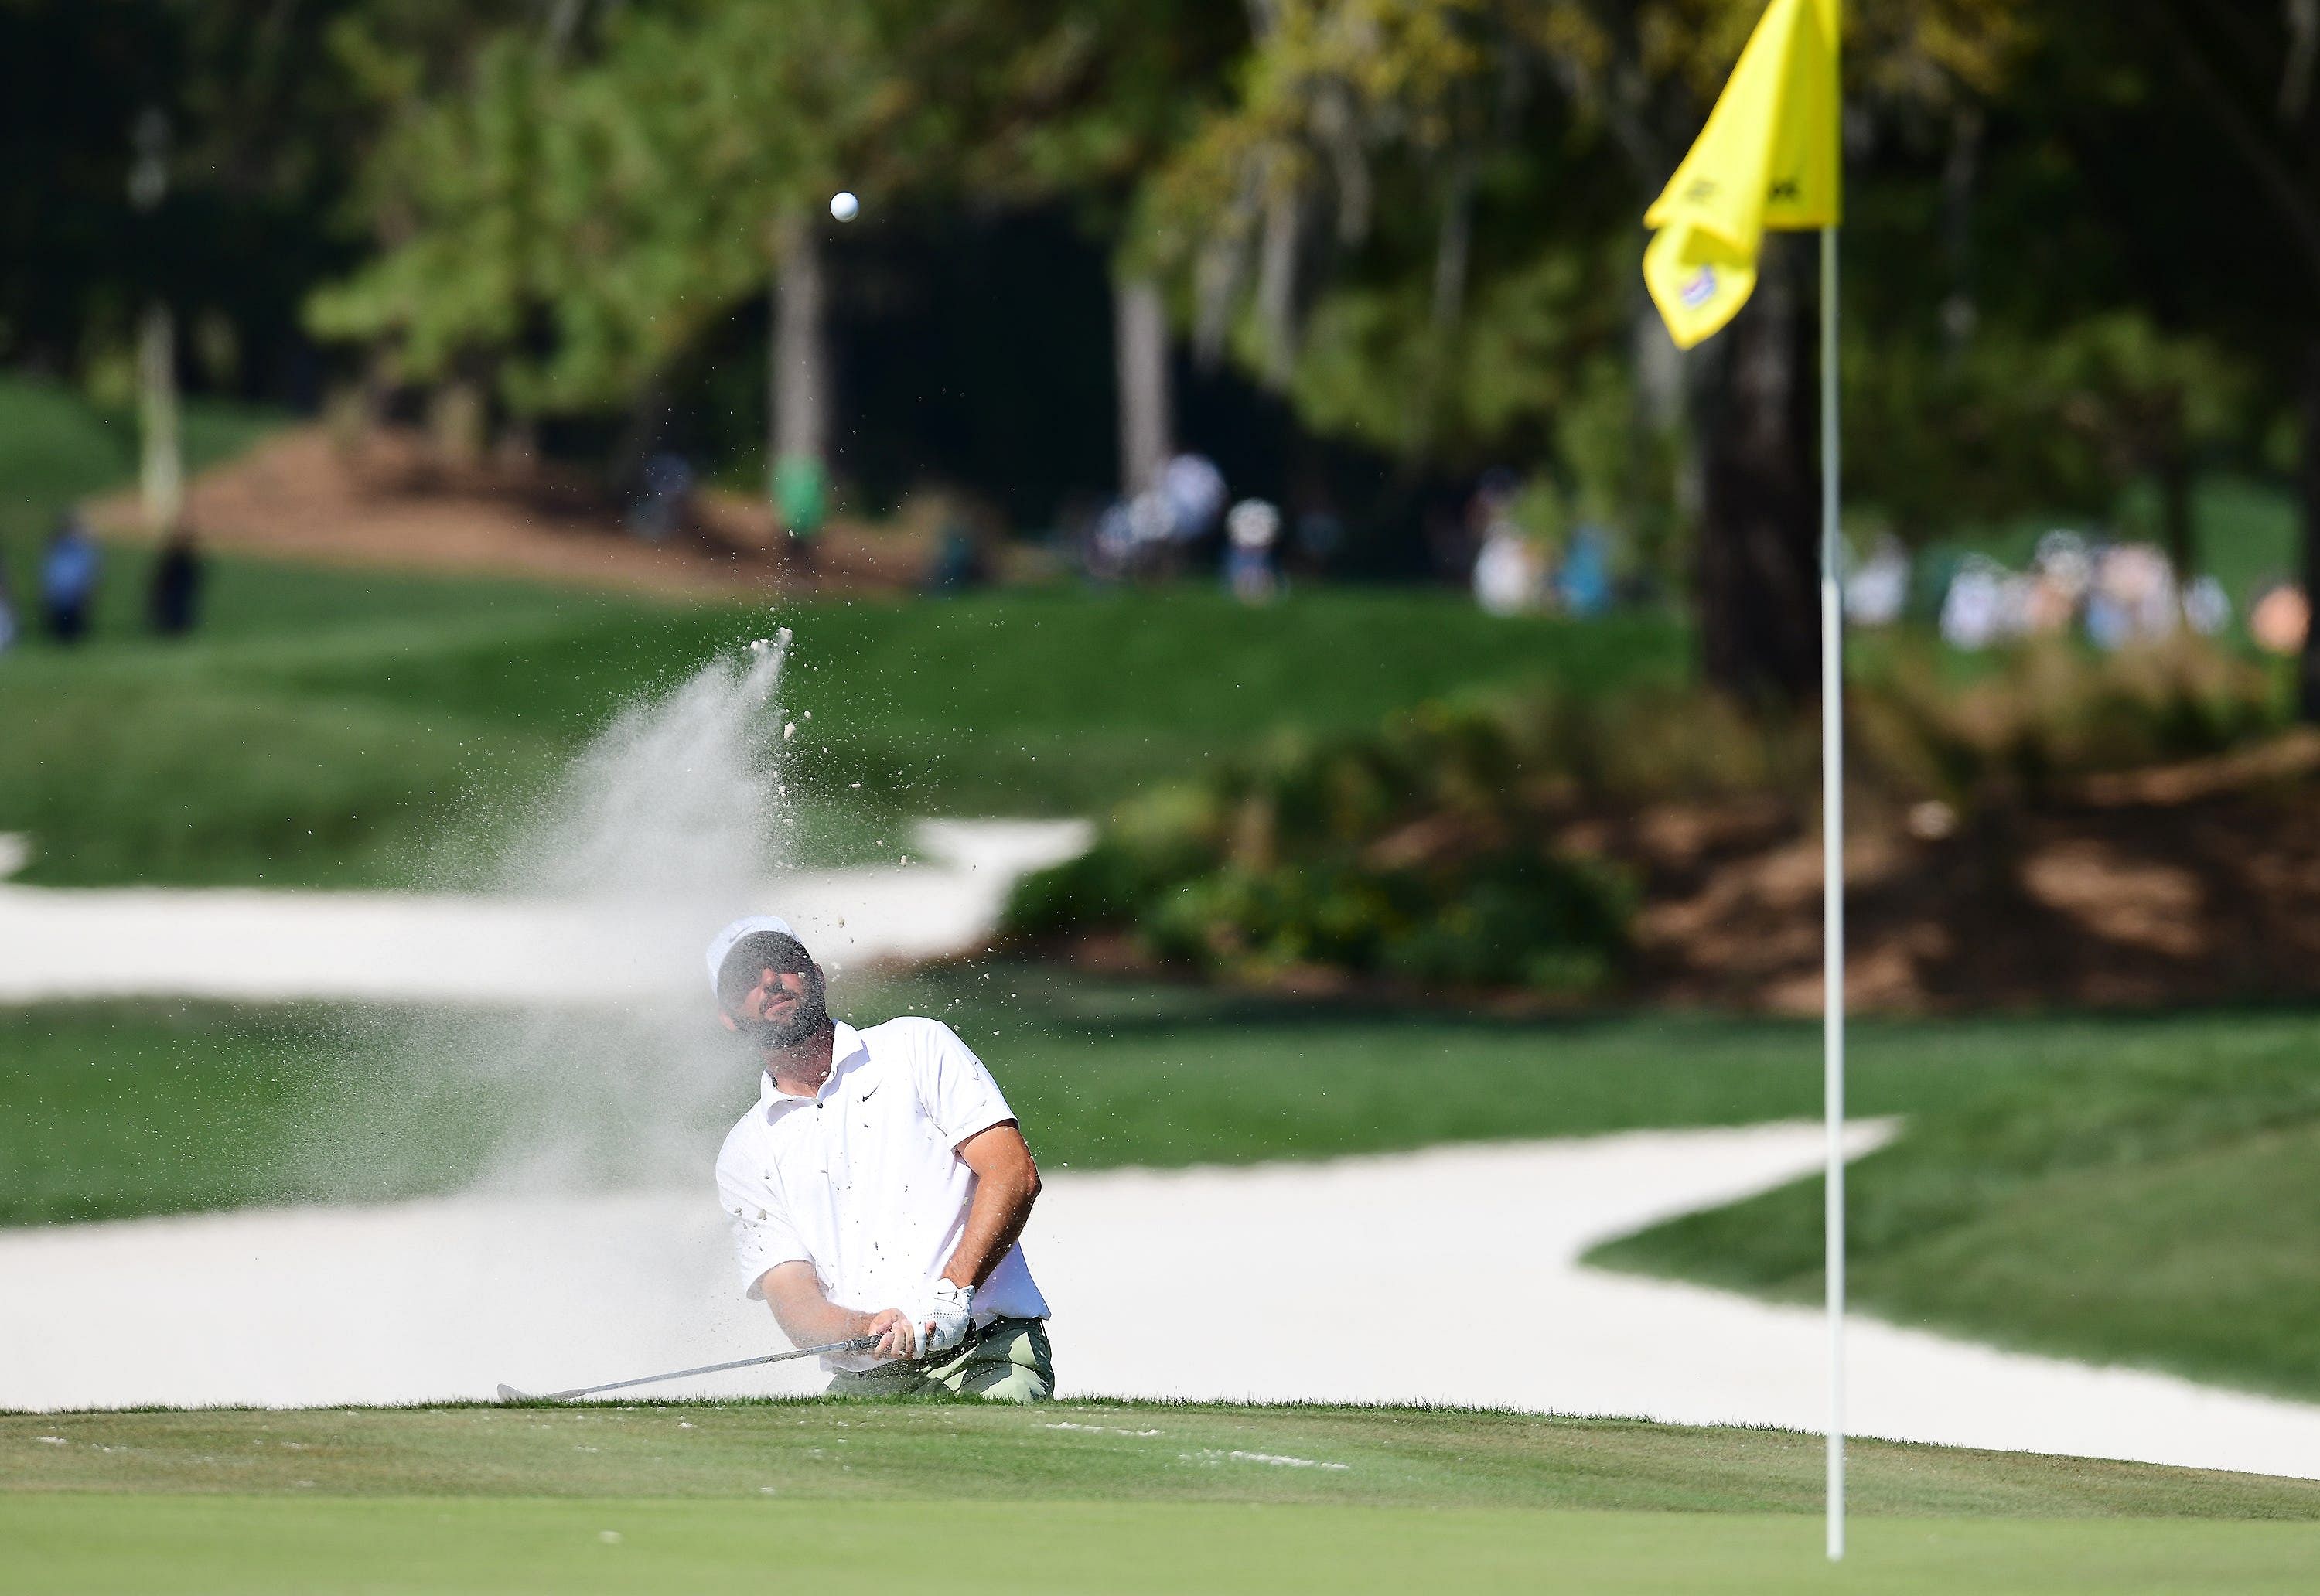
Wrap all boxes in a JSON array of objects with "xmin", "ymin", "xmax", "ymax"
[{"xmin": 307, "ymin": 631, "xmax": 812, "ymax": 1204}]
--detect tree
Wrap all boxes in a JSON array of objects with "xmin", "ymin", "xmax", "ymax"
[
  {"xmin": 938, "ymin": 0, "xmax": 1250, "ymax": 495},
  {"xmin": 2103, "ymin": 0, "xmax": 2320, "ymax": 716},
  {"xmin": 312, "ymin": 0, "xmax": 970, "ymax": 499},
  {"xmin": 312, "ymin": 0, "xmax": 1246, "ymax": 513},
  {"xmin": 1136, "ymin": 0, "xmax": 2028, "ymax": 694},
  {"xmin": 0, "ymin": 0, "xmax": 529, "ymax": 402}
]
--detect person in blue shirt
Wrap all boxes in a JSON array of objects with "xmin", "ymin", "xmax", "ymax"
[
  {"xmin": 0, "ymin": 541, "xmax": 19, "ymax": 654},
  {"xmin": 40, "ymin": 517, "xmax": 101, "ymax": 644}
]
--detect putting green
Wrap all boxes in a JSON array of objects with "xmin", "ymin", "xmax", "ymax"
[
  {"xmin": 6, "ymin": 1401, "xmax": 2318, "ymax": 1593},
  {"xmin": 6, "ymin": 1496, "xmax": 2318, "ymax": 1595}
]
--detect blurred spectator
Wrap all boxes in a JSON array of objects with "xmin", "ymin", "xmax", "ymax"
[
  {"xmin": 1468, "ymin": 470, "xmax": 1539, "ymax": 615},
  {"xmin": 1224, "ymin": 498, "xmax": 1282, "ymax": 604},
  {"xmin": 2086, "ymin": 543, "xmax": 2175, "ymax": 650},
  {"xmin": 1930, "ymin": 534, "xmax": 2240, "ymax": 652},
  {"xmin": 629, "ymin": 451, "xmax": 695, "ymax": 544},
  {"xmin": 1125, "ymin": 489, "xmax": 1177, "ymax": 579},
  {"xmin": 775, "ymin": 453, "xmax": 828, "ymax": 574},
  {"xmin": 1843, "ymin": 534, "xmax": 1910, "ymax": 626},
  {"xmin": 2182, "ymin": 575, "xmax": 2231, "ymax": 636},
  {"xmin": 1438, "ymin": 470, "xmax": 1516, "ymax": 582},
  {"xmin": 2020, "ymin": 530, "xmax": 2092, "ymax": 636},
  {"xmin": 148, "ymin": 527, "xmax": 204, "ymax": 636},
  {"xmin": 40, "ymin": 516, "xmax": 101, "ymax": 643},
  {"xmin": 1996, "ymin": 568, "xmax": 2047, "ymax": 637},
  {"xmin": 2250, "ymin": 582, "xmax": 2310, "ymax": 656},
  {"xmin": 2034, "ymin": 530, "xmax": 2094, "ymax": 604},
  {"xmin": 1472, "ymin": 520, "xmax": 1544, "ymax": 616},
  {"xmin": 1085, "ymin": 498, "xmax": 1134, "ymax": 583},
  {"xmin": 926, "ymin": 502, "xmax": 989, "ymax": 595},
  {"xmin": 1555, "ymin": 524, "xmax": 1614, "ymax": 617},
  {"xmin": 1158, "ymin": 452, "xmax": 1227, "ymax": 544},
  {"xmin": 0, "ymin": 545, "xmax": 17, "ymax": 654},
  {"xmin": 1292, "ymin": 507, "xmax": 1343, "ymax": 573},
  {"xmin": 2018, "ymin": 572, "xmax": 2075, "ymax": 636},
  {"xmin": 1939, "ymin": 555, "xmax": 2005, "ymax": 649}
]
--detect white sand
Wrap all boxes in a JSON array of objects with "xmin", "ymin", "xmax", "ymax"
[
  {"xmin": 6, "ymin": 1123, "xmax": 2318, "ymax": 1480},
  {"xmin": 0, "ymin": 819, "xmax": 1091, "ymax": 1003}
]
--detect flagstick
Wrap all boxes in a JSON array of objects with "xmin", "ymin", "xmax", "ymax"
[{"xmin": 1818, "ymin": 221, "xmax": 1847, "ymax": 1564}]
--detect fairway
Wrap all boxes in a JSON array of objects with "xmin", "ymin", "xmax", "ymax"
[
  {"xmin": 5, "ymin": 1403, "xmax": 2318, "ymax": 1595},
  {"xmin": 0, "ymin": 986, "xmax": 2233, "ymax": 1223}
]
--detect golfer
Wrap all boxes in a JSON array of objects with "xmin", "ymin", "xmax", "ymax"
[{"xmin": 708, "ymin": 915, "xmax": 1054, "ymax": 1400}]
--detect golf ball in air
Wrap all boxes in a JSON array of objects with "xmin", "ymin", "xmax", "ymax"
[{"xmin": 830, "ymin": 191, "xmax": 859, "ymax": 222}]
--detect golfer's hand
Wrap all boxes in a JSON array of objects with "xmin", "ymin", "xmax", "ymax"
[
  {"xmin": 865, "ymin": 1308, "xmax": 919, "ymax": 1362},
  {"xmin": 911, "ymin": 1279, "xmax": 974, "ymax": 1356}
]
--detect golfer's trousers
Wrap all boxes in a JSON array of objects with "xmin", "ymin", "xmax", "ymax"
[{"xmin": 825, "ymin": 1316, "xmax": 1054, "ymax": 1402}]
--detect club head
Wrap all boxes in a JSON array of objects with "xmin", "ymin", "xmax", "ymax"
[{"xmin": 495, "ymin": 1383, "xmax": 533, "ymax": 1403}]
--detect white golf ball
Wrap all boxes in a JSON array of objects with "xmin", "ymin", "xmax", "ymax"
[{"xmin": 829, "ymin": 191, "xmax": 859, "ymax": 222}]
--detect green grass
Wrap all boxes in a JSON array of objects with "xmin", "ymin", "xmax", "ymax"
[
  {"xmin": 1589, "ymin": 1006, "xmax": 2320, "ymax": 1402},
  {"xmin": 0, "ymin": 983, "xmax": 2022, "ymax": 1226},
  {"xmin": 0, "ymin": 558, "xmax": 654, "ymax": 885},
  {"xmin": 0, "ymin": 983, "xmax": 2300, "ymax": 1199},
  {"xmin": 0, "ymin": 371, "xmax": 282, "ymax": 548},
  {"xmin": 0, "ymin": 366, "xmax": 1687, "ymax": 885},
  {"xmin": 0, "ymin": 1004, "xmax": 473, "ymax": 1225},
  {"xmin": 0, "ymin": 552, "xmax": 1680, "ymax": 886},
  {"xmin": 12, "ymin": 1499, "xmax": 2320, "ymax": 1596},
  {"xmin": 4, "ymin": 1404, "xmax": 2317, "ymax": 1594}
]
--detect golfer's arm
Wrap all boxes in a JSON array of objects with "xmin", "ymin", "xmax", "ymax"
[
  {"xmin": 756, "ymin": 1260, "xmax": 879, "ymax": 1347},
  {"xmin": 940, "ymin": 1120, "xmax": 1042, "ymax": 1291}
]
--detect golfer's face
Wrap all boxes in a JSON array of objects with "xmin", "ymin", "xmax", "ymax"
[{"xmin": 735, "ymin": 962, "xmax": 814, "ymax": 1025}]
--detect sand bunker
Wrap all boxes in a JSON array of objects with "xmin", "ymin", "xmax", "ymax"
[
  {"xmin": 6, "ymin": 1123, "xmax": 2318, "ymax": 1481},
  {"xmin": 0, "ymin": 820, "xmax": 1090, "ymax": 1004}
]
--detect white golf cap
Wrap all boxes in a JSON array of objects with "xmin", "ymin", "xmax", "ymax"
[{"xmin": 705, "ymin": 914, "xmax": 798, "ymax": 1001}]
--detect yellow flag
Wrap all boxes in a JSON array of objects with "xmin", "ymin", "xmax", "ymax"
[{"xmin": 1643, "ymin": 0, "xmax": 1841, "ymax": 350}]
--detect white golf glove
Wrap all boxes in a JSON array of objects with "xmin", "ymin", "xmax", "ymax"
[{"xmin": 909, "ymin": 1278, "xmax": 975, "ymax": 1357}]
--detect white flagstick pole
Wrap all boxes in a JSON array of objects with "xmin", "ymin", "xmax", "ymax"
[{"xmin": 1818, "ymin": 220, "xmax": 1847, "ymax": 1563}]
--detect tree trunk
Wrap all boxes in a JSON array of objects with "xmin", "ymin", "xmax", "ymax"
[
  {"xmin": 1255, "ymin": 163, "xmax": 1302, "ymax": 390},
  {"xmin": 1696, "ymin": 237, "xmax": 1819, "ymax": 700},
  {"xmin": 138, "ymin": 301, "xmax": 182, "ymax": 534},
  {"xmin": 770, "ymin": 210, "xmax": 829, "ymax": 477},
  {"xmin": 2299, "ymin": 336, "xmax": 2320, "ymax": 720},
  {"xmin": 1114, "ymin": 274, "xmax": 1172, "ymax": 496},
  {"xmin": 1430, "ymin": 153, "xmax": 1477, "ymax": 332}
]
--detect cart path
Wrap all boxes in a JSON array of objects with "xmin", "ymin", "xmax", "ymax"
[{"xmin": 5, "ymin": 1122, "xmax": 2318, "ymax": 1481}]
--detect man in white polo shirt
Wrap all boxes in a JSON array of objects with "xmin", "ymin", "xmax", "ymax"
[{"xmin": 707, "ymin": 915, "xmax": 1053, "ymax": 1400}]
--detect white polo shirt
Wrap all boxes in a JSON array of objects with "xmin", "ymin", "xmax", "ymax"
[{"xmin": 715, "ymin": 1017, "xmax": 1049, "ymax": 1370}]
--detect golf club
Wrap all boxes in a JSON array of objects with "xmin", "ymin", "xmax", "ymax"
[{"xmin": 496, "ymin": 1334, "xmax": 884, "ymax": 1402}]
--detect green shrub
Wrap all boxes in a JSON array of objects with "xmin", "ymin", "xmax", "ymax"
[
  {"xmin": 1851, "ymin": 637, "xmax": 2285, "ymax": 808},
  {"xmin": 1130, "ymin": 848, "xmax": 1630, "ymax": 994},
  {"xmin": 1001, "ymin": 840, "xmax": 1164, "ymax": 940},
  {"xmin": 1004, "ymin": 692, "xmax": 1643, "ymax": 995},
  {"xmin": 1382, "ymin": 851, "xmax": 1633, "ymax": 991},
  {"xmin": 1006, "ymin": 637, "xmax": 2291, "ymax": 997}
]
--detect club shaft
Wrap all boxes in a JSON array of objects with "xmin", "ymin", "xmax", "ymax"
[{"xmin": 537, "ymin": 1335, "xmax": 881, "ymax": 1400}]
